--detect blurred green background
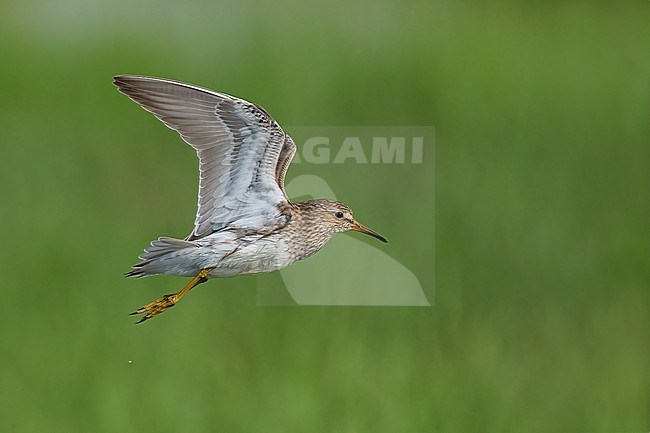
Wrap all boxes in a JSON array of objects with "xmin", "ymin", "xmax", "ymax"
[{"xmin": 0, "ymin": 0, "xmax": 648, "ymax": 431}]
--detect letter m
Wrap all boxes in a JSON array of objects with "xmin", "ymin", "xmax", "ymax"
[{"xmin": 371, "ymin": 137, "xmax": 405, "ymax": 163}]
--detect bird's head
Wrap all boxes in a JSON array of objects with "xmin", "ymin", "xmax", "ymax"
[{"xmin": 306, "ymin": 199, "xmax": 388, "ymax": 243}]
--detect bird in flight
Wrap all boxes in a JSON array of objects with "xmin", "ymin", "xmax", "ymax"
[{"xmin": 114, "ymin": 76, "xmax": 388, "ymax": 323}]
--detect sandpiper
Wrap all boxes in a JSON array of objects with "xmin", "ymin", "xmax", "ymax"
[{"xmin": 114, "ymin": 76, "xmax": 388, "ymax": 323}]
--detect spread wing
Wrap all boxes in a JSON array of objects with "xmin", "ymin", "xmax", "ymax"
[{"xmin": 113, "ymin": 75, "xmax": 295, "ymax": 240}]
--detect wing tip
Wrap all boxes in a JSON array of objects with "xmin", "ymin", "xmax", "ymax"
[
  {"xmin": 112, "ymin": 74, "xmax": 153, "ymax": 88},
  {"xmin": 112, "ymin": 74, "xmax": 140, "ymax": 94},
  {"xmin": 113, "ymin": 74, "xmax": 172, "ymax": 91},
  {"xmin": 112, "ymin": 75, "xmax": 239, "ymax": 103},
  {"xmin": 112, "ymin": 74, "xmax": 134, "ymax": 84}
]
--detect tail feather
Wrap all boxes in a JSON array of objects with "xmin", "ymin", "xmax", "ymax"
[{"xmin": 126, "ymin": 237, "xmax": 197, "ymax": 278}]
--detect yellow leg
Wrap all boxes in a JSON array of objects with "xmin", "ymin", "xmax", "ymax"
[{"xmin": 130, "ymin": 268, "xmax": 212, "ymax": 324}]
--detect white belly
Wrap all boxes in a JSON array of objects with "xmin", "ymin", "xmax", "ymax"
[{"xmin": 205, "ymin": 235, "xmax": 294, "ymax": 278}]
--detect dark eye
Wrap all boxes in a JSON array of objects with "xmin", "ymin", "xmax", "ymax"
[{"xmin": 335, "ymin": 211, "xmax": 344, "ymax": 218}]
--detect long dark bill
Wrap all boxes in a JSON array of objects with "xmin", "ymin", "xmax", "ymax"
[{"xmin": 351, "ymin": 221, "xmax": 388, "ymax": 243}]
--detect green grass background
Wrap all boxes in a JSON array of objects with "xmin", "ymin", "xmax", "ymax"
[{"xmin": 0, "ymin": 0, "xmax": 648, "ymax": 431}]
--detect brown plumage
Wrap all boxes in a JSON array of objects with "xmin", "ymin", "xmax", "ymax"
[{"xmin": 114, "ymin": 75, "xmax": 387, "ymax": 323}]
